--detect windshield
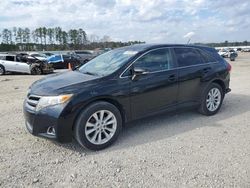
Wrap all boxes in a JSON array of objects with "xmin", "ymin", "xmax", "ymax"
[{"xmin": 79, "ymin": 48, "xmax": 138, "ymax": 76}]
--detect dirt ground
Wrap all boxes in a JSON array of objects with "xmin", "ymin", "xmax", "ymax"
[{"xmin": 0, "ymin": 53, "xmax": 250, "ymax": 188}]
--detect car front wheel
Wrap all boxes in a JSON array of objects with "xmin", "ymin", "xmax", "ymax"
[
  {"xmin": 31, "ymin": 67, "xmax": 42, "ymax": 75},
  {"xmin": 199, "ymin": 83, "xmax": 224, "ymax": 116},
  {"xmin": 74, "ymin": 101, "xmax": 122, "ymax": 150}
]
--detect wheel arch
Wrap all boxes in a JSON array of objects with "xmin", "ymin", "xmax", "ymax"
[
  {"xmin": 199, "ymin": 78, "xmax": 226, "ymax": 104},
  {"xmin": 211, "ymin": 79, "xmax": 226, "ymax": 94},
  {"xmin": 72, "ymin": 97, "xmax": 127, "ymax": 131}
]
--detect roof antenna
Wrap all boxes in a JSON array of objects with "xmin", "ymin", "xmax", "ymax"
[{"xmin": 187, "ymin": 38, "xmax": 191, "ymax": 44}]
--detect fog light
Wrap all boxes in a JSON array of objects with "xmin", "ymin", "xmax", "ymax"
[{"xmin": 47, "ymin": 126, "xmax": 56, "ymax": 136}]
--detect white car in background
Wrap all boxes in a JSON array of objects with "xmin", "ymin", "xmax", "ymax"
[
  {"xmin": 0, "ymin": 54, "xmax": 53, "ymax": 75},
  {"xmin": 218, "ymin": 49, "xmax": 238, "ymax": 58},
  {"xmin": 0, "ymin": 54, "xmax": 31, "ymax": 75},
  {"xmin": 218, "ymin": 49, "xmax": 230, "ymax": 57}
]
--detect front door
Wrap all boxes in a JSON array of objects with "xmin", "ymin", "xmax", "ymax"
[{"xmin": 128, "ymin": 48, "xmax": 178, "ymax": 119}]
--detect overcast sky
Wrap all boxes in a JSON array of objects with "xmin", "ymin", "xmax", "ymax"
[{"xmin": 0, "ymin": 0, "xmax": 249, "ymax": 43}]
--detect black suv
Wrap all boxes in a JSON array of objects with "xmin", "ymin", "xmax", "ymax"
[{"xmin": 23, "ymin": 44, "xmax": 231, "ymax": 150}]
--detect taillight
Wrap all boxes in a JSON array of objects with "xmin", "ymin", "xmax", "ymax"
[{"xmin": 227, "ymin": 63, "xmax": 232, "ymax": 72}]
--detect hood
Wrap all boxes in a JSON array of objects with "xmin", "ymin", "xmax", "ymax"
[
  {"xmin": 30, "ymin": 70, "xmax": 99, "ymax": 96},
  {"xmin": 34, "ymin": 56, "xmax": 47, "ymax": 61}
]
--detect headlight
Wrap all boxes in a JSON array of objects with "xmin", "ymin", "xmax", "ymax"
[{"xmin": 36, "ymin": 94, "xmax": 73, "ymax": 111}]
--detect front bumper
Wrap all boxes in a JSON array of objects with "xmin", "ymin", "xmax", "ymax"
[
  {"xmin": 23, "ymin": 100, "xmax": 73, "ymax": 143},
  {"xmin": 42, "ymin": 68, "xmax": 54, "ymax": 74}
]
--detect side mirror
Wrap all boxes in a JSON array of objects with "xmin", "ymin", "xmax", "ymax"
[{"xmin": 132, "ymin": 67, "xmax": 149, "ymax": 80}]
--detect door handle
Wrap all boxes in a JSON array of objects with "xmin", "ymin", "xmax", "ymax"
[{"xmin": 168, "ymin": 74, "xmax": 176, "ymax": 82}]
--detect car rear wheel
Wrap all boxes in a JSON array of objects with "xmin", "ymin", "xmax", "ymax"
[
  {"xmin": 0, "ymin": 65, "xmax": 5, "ymax": 75},
  {"xmin": 31, "ymin": 67, "xmax": 42, "ymax": 75},
  {"xmin": 74, "ymin": 101, "xmax": 122, "ymax": 150},
  {"xmin": 199, "ymin": 83, "xmax": 224, "ymax": 116}
]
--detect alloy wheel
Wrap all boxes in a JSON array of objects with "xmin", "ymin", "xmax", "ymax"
[
  {"xmin": 206, "ymin": 88, "xmax": 222, "ymax": 112},
  {"xmin": 85, "ymin": 110, "xmax": 117, "ymax": 145}
]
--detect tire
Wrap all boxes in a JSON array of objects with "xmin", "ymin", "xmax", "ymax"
[
  {"xmin": 74, "ymin": 101, "xmax": 122, "ymax": 150},
  {"xmin": 0, "ymin": 65, "xmax": 5, "ymax": 75},
  {"xmin": 198, "ymin": 83, "xmax": 224, "ymax": 116},
  {"xmin": 31, "ymin": 67, "xmax": 42, "ymax": 75}
]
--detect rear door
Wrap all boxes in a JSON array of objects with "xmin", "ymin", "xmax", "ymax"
[
  {"xmin": 128, "ymin": 48, "xmax": 178, "ymax": 119},
  {"xmin": 2, "ymin": 55, "xmax": 17, "ymax": 72},
  {"xmin": 15, "ymin": 62, "xmax": 31, "ymax": 73},
  {"xmin": 173, "ymin": 47, "xmax": 210, "ymax": 104}
]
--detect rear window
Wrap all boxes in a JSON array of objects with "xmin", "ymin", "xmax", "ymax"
[
  {"xmin": 0, "ymin": 56, "xmax": 6, "ymax": 60},
  {"xmin": 200, "ymin": 47, "xmax": 223, "ymax": 62},
  {"xmin": 174, "ymin": 48, "xmax": 204, "ymax": 67}
]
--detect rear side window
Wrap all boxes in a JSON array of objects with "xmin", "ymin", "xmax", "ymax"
[
  {"xmin": 133, "ymin": 48, "xmax": 173, "ymax": 72},
  {"xmin": 198, "ymin": 50, "xmax": 217, "ymax": 63},
  {"xmin": 6, "ymin": 56, "xmax": 15, "ymax": 61},
  {"xmin": 174, "ymin": 48, "xmax": 204, "ymax": 67}
]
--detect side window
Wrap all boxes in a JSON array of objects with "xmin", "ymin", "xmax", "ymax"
[
  {"xmin": 133, "ymin": 48, "xmax": 172, "ymax": 72},
  {"xmin": 198, "ymin": 50, "xmax": 217, "ymax": 63},
  {"xmin": 6, "ymin": 56, "xmax": 15, "ymax": 61},
  {"xmin": 174, "ymin": 48, "xmax": 204, "ymax": 67}
]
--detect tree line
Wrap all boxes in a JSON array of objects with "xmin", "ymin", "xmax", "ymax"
[
  {"xmin": 0, "ymin": 27, "xmax": 144, "ymax": 51},
  {"xmin": 196, "ymin": 40, "xmax": 250, "ymax": 48}
]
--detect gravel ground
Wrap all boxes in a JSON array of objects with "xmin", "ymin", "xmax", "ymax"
[{"xmin": 0, "ymin": 53, "xmax": 250, "ymax": 188}]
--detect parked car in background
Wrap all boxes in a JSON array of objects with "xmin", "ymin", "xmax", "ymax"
[
  {"xmin": 242, "ymin": 48, "xmax": 250, "ymax": 52},
  {"xmin": 42, "ymin": 52, "xmax": 55, "ymax": 57},
  {"xmin": 0, "ymin": 53, "xmax": 53, "ymax": 75},
  {"xmin": 74, "ymin": 50, "xmax": 96, "ymax": 63},
  {"xmin": 23, "ymin": 44, "xmax": 231, "ymax": 150},
  {"xmin": 229, "ymin": 49, "xmax": 238, "ymax": 57},
  {"xmin": 218, "ymin": 49, "xmax": 237, "ymax": 61},
  {"xmin": 49, "ymin": 54, "xmax": 83, "ymax": 69},
  {"xmin": 28, "ymin": 53, "xmax": 48, "ymax": 61},
  {"xmin": 218, "ymin": 49, "xmax": 230, "ymax": 58}
]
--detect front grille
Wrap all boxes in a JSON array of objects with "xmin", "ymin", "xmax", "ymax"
[{"xmin": 26, "ymin": 95, "xmax": 41, "ymax": 111}]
